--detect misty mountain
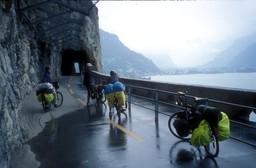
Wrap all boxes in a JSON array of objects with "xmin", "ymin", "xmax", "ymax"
[
  {"xmin": 200, "ymin": 33, "xmax": 256, "ymax": 71},
  {"xmin": 229, "ymin": 43, "xmax": 256, "ymax": 67},
  {"xmin": 100, "ymin": 29, "xmax": 161, "ymax": 77},
  {"xmin": 146, "ymin": 53, "xmax": 176, "ymax": 70}
]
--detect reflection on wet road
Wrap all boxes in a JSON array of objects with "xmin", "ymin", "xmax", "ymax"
[{"xmin": 26, "ymin": 76, "xmax": 256, "ymax": 168}]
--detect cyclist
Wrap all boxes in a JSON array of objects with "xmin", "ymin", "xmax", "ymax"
[
  {"xmin": 43, "ymin": 66, "xmax": 53, "ymax": 83},
  {"xmin": 42, "ymin": 66, "xmax": 58, "ymax": 108},
  {"xmin": 83, "ymin": 63, "xmax": 95, "ymax": 106},
  {"xmin": 106, "ymin": 70, "xmax": 126, "ymax": 111},
  {"xmin": 109, "ymin": 70, "xmax": 119, "ymax": 84}
]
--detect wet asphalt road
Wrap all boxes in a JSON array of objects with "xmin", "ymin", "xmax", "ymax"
[{"xmin": 27, "ymin": 76, "xmax": 256, "ymax": 168}]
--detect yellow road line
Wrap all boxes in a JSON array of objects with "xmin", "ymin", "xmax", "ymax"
[
  {"xmin": 106, "ymin": 118, "xmax": 143, "ymax": 142},
  {"xmin": 77, "ymin": 98, "xmax": 86, "ymax": 105},
  {"xmin": 69, "ymin": 89, "xmax": 74, "ymax": 94},
  {"xmin": 68, "ymin": 77, "xmax": 142, "ymax": 142}
]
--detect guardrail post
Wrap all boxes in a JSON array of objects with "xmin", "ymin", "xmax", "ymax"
[{"xmin": 155, "ymin": 89, "xmax": 159, "ymax": 123}]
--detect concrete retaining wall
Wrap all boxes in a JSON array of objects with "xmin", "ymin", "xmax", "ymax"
[{"xmin": 92, "ymin": 72, "xmax": 256, "ymax": 121}]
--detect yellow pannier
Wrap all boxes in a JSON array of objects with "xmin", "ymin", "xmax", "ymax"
[
  {"xmin": 218, "ymin": 112, "xmax": 230, "ymax": 141},
  {"xmin": 37, "ymin": 93, "xmax": 54, "ymax": 103},
  {"xmin": 191, "ymin": 120, "xmax": 211, "ymax": 147}
]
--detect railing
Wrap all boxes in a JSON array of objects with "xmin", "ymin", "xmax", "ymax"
[
  {"xmin": 89, "ymin": 72, "xmax": 256, "ymax": 147},
  {"xmin": 125, "ymin": 84, "xmax": 256, "ymax": 147}
]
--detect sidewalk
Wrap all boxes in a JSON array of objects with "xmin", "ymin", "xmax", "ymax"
[{"xmin": 14, "ymin": 77, "xmax": 84, "ymax": 168}]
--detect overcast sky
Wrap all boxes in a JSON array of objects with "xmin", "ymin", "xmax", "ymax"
[{"xmin": 96, "ymin": 0, "xmax": 256, "ymax": 68}]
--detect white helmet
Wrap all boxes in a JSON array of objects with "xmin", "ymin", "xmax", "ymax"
[{"xmin": 86, "ymin": 63, "xmax": 93, "ymax": 69}]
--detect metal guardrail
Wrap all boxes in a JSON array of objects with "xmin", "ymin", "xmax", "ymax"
[
  {"xmin": 125, "ymin": 84, "xmax": 256, "ymax": 147},
  {"xmin": 91, "ymin": 73, "xmax": 256, "ymax": 146},
  {"xmin": 125, "ymin": 84, "xmax": 256, "ymax": 119}
]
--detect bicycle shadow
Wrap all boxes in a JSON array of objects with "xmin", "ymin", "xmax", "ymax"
[
  {"xmin": 108, "ymin": 117, "xmax": 128, "ymax": 147},
  {"xmin": 86, "ymin": 101, "xmax": 107, "ymax": 119},
  {"xmin": 110, "ymin": 110, "xmax": 128, "ymax": 123},
  {"xmin": 169, "ymin": 140, "xmax": 219, "ymax": 168}
]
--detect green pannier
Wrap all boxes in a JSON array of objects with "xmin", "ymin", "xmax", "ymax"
[
  {"xmin": 37, "ymin": 93, "xmax": 54, "ymax": 103},
  {"xmin": 191, "ymin": 120, "xmax": 211, "ymax": 147},
  {"xmin": 218, "ymin": 112, "xmax": 230, "ymax": 141},
  {"xmin": 191, "ymin": 112, "xmax": 230, "ymax": 147}
]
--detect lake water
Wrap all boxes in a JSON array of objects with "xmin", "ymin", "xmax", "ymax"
[
  {"xmin": 150, "ymin": 72, "xmax": 256, "ymax": 121},
  {"xmin": 150, "ymin": 72, "xmax": 256, "ymax": 91}
]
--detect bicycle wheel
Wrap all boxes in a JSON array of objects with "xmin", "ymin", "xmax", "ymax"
[
  {"xmin": 168, "ymin": 112, "xmax": 191, "ymax": 140},
  {"xmin": 204, "ymin": 128, "xmax": 219, "ymax": 158},
  {"xmin": 56, "ymin": 91, "xmax": 63, "ymax": 107},
  {"xmin": 119, "ymin": 110, "xmax": 127, "ymax": 118},
  {"xmin": 113, "ymin": 105, "xmax": 126, "ymax": 120},
  {"xmin": 99, "ymin": 93, "xmax": 106, "ymax": 103}
]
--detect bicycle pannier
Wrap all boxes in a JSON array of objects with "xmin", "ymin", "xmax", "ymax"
[
  {"xmin": 37, "ymin": 93, "xmax": 54, "ymax": 103},
  {"xmin": 37, "ymin": 94, "xmax": 42, "ymax": 102},
  {"xmin": 218, "ymin": 112, "xmax": 230, "ymax": 141},
  {"xmin": 191, "ymin": 120, "xmax": 211, "ymax": 147},
  {"xmin": 173, "ymin": 119, "xmax": 190, "ymax": 137}
]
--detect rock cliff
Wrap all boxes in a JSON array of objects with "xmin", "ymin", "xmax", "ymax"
[{"xmin": 0, "ymin": 1, "xmax": 101, "ymax": 167}]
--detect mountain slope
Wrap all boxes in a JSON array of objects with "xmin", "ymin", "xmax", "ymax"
[
  {"xmin": 100, "ymin": 29, "xmax": 160, "ymax": 77},
  {"xmin": 229, "ymin": 43, "xmax": 256, "ymax": 67},
  {"xmin": 201, "ymin": 33, "xmax": 256, "ymax": 70}
]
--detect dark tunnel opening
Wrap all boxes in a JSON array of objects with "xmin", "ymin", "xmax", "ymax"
[{"xmin": 61, "ymin": 49, "xmax": 89, "ymax": 76}]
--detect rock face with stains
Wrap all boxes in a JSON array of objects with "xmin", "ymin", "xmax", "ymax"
[{"xmin": 0, "ymin": 1, "xmax": 101, "ymax": 167}]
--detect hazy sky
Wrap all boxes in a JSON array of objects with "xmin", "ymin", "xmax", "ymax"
[{"xmin": 96, "ymin": 1, "xmax": 256, "ymax": 68}]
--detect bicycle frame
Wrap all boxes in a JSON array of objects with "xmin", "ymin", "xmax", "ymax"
[
  {"xmin": 108, "ymin": 93, "xmax": 127, "ymax": 120},
  {"xmin": 89, "ymin": 85, "xmax": 106, "ymax": 103},
  {"xmin": 87, "ymin": 85, "xmax": 107, "ymax": 116},
  {"xmin": 169, "ymin": 91, "xmax": 219, "ymax": 157}
]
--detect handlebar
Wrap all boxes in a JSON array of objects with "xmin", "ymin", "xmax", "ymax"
[
  {"xmin": 176, "ymin": 91, "xmax": 189, "ymax": 108},
  {"xmin": 176, "ymin": 90, "xmax": 208, "ymax": 109}
]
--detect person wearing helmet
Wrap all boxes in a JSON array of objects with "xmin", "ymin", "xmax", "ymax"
[
  {"xmin": 42, "ymin": 66, "xmax": 58, "ymax": 108},
  {"xmin": 109, "ymin": 70, "xmax": 119, "ymax": 84},
  {"xmin": 106, "ymin": 70, "xmax": 126, "ymax": 112},
  {"xmin": 43, "ymin": 66, "xmax": 53, "ymax": 83},
  {"xmin": 83, "ymin": 63, "xmax": 95, "ymax": 106},
  {"xmin": 86, "ymin": 63, "xmax": 93, "ymax": 69}
]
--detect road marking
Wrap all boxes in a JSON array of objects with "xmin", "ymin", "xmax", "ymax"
[
  {"xmin": 69, "ymin": 89, "xmax": 74, "ymax": 94},
  {"xmin": 77, "ymin": 98, "xmax": 86, "ymax": 105},
  {"xmin": 67, "ymin": 77, "xmax": 142, "ymax": 142},
  {"xmin": 106, "ymin": 118, "xmax": 143, "ymax": 142}
]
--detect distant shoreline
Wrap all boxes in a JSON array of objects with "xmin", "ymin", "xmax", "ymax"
[{"xmin": 150, "ymin": 72, "xmax": 256, "ymax": 91}]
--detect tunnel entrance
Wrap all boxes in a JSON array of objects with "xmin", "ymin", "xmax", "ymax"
[{"xmin": 61, "ymin": 49, "xmax": 89, "ymax": 76}]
